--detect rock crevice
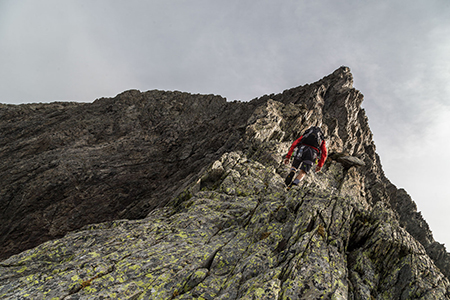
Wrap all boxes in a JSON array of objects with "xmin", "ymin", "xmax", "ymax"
[{"xmin": 1, "ymin": 67, "xmax": 449, "ymax": 299}]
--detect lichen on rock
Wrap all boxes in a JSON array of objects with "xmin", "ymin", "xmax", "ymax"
[
  {"xmin": 1, "ymin": 66, "xmax": 450, "ymax": 299},
  {"xmin": 1, "ymin": 151, "xmax": 449, "ymax": 299}
]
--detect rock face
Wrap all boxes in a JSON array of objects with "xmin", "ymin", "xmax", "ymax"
[
  {"xmin": 0, "ymin": 90, "xmax": 256, "ymax": 261},
  {"xmin": 1, "ymin": 66, "xmax": 449, "ymax": 299}
]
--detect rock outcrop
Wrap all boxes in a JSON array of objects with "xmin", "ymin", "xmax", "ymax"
[
  {"xmin": 1, "ymin": 67, "xmax": 449, "ymax": 299},
  {"xmin": 0, "ymin": 90, "xmax": 256, "ymax": 261}
]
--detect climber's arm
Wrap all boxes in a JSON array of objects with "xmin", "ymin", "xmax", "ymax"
[
  {"xmin": 284, "ymin": 136, "xmax": 303, "ymax": 164},
  {"xmin": 316, "ymin": 140, "xmax": 327, "ymax": 170}
]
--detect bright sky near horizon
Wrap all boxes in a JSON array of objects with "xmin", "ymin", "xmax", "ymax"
[{"xmin": 1, "ymin": 0, "xmax": 450, "ymax": 248}]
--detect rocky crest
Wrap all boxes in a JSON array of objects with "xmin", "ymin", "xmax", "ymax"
[{"xmin": 1, "ymin": 67, "xmax": 449, "ymax": 299}]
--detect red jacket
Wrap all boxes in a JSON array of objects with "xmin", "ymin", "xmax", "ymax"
[{"xmin": 286, "ymin": 136, "xmax": 327, "ymax": 168}]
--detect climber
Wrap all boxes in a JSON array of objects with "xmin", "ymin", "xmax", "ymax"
[{"xmin": 283, "ymin": 126, "xmax": 327, "ymax": 189}]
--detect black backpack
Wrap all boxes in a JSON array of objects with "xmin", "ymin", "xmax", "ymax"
[{"xmin": 300, "ymin": 126, "xmax": 324, "ymax": 150}]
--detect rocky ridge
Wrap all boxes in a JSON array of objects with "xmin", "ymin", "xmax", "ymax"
[{"xmin": 1, "ymin": 67, "xmax": 449, "ymax": 299}]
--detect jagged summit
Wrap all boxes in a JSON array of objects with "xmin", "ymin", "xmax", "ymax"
[{"xmin": 1, "ymin": 67, "xmax": 449, "ymax": 299}]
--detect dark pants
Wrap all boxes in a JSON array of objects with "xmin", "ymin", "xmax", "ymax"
[{"xmin": 292, "ymin": 146, "xmax": 318, "ymax": 174}]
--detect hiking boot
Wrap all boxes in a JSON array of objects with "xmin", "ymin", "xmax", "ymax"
[
  {"xmin": 286, "ymin": 179, "xmax": 300, "ymax": 190},
  {"xmin": 285, "ymin": 171, "xmax": 295, "ymax": 186}
]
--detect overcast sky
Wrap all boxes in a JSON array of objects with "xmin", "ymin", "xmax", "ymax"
[{"xmin": 1, "ymin": 0, "xmax": 450, "ymax": 248}]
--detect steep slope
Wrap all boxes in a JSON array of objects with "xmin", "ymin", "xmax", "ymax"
[
  {"xmin": 0, "ymin": 90, "xmax": 257, "ymax": 261},
  {"xmin": 1, "ymin": 67, "xmax": 449, "ymax": 299},
  {"xmin": 0, "ymin": 151, "xmax": 449, "ymax": 299}
]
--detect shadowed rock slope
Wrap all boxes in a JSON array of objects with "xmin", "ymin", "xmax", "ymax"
[
  {"xmin": 0, "ymin": 90, "xmax": 255, "ymax": 261},
  {"xmin": 1, "ymin": 67, "xmax": 449, "ymax": 299}
]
